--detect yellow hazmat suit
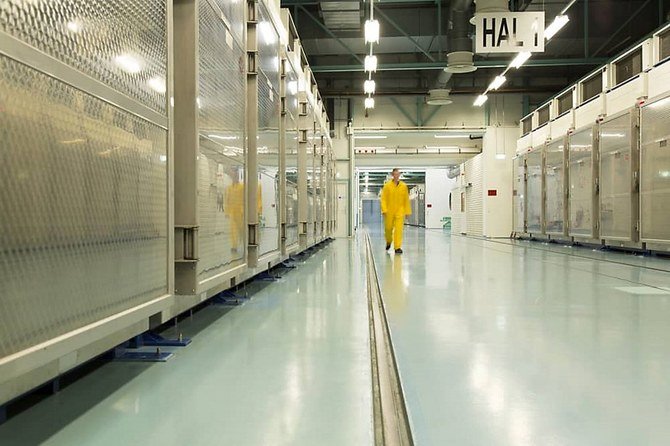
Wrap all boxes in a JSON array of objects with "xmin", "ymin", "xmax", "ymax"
[{"xmin": 381, "ymin": 180, "xmax": 411, "ymax": 249}]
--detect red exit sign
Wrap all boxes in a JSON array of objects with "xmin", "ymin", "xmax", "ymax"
[{"xmin": 488, "ymin": 189, "xmax": 498, "ymax": 196}]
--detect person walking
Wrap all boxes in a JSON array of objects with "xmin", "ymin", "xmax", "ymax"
[{"xmin": 381, "ymin": 168, "xmax": 411, "ymax": 254}]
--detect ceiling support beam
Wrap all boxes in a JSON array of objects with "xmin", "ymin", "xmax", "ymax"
[
  {"xmin": 584, "ymin": 0, "xmax": 589, "ymax": 57},
  {"xmin": 592, "ymin": 0, "xmax": 654, "ymax": 57},
  {"xmin": 298, "ymin": 5, "xmax": 364, "ymax": 64},
  {"xmin": 423, "ymin": 106, "xmax": 441, "ymax": 126},
  {"xmin": 310, "ymin": 57, "xmax": 607, "ymax": 72},
  {"xmin": 373, "ymin": 6, "xmax": 436, "ymax": 62},
  {"xmin": 389, "ymin": 97, "xmax": 418, "ymax": 126}
]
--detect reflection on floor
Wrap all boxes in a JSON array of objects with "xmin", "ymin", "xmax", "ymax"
[
  {"xmin": 0, "ymin": 240, "xmax": 372, "ymax": 446},
  {"xmin": 370, "ymin": 225, "xmax": 670, "ymax": 446}
]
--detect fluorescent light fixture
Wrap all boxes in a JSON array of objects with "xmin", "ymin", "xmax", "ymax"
[
  {"xmin": 488, "ymin": 75, "xmax": 507, "ymax": 91},
  {"xmin": 159, "ymin": 155, "xmax": 167, "ymax": 162},
  {"xmin": 364, "ymin": 55, "xmax": 378, "ymax": 72},
  {"xmin": 356, "ymin": 135, "xmax": 386, "ymax": 139},
  {"xmin": 510, "ymin": 52, "xmax": 531, "ymax": 69},
  {"xmin": 545, "ymin": 15, "xmax": 569, "ymax": 41},
  {"xmin": 601, "ymin": 132, "xmax": 625, "ymax": 138},
  {"xmin": 67, "ymin": 20, "xmax": 82, "ymax": 33},
  {"xmin": 425, "ymin": 146, "xmax": 459, "ymax": 150},
  {"xmin": 495, "ymin": 154, "xmax": 507, "ymax": 160},
  {"xmin": 364, "ymin": 79, "xmax": 376, "ymax": 94},
  {"xmin": 365, "ymin": 19, "xmax": 380, "ymax": 43},
  {"xmin": 114, "ymin": 54, "xmax": 143, "ymax": 74},
  {"xmin": 148, "ymin": 76, "xmax": 166, "ymax": 94},
  {"xmin": 364, "ymin": 97, "xmax": 375, "ymax": 109},
  {"xmin": 209, "ymin": 135, "xmax": 238, "ymax": 141},
  {"xmin": 474, "ymin": 94, "xmax": 488, "ymax": 107},
  {"xmin": 434, "ymin": 134, "xmax": 468, "ymax": 139}
]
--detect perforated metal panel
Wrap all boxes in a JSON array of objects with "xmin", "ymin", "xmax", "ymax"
[
  {"xmin": 568, "ymin": 126, "xmax": 598, "ymax": 238},
  {"xmin": 526, "ymin": 150, "xmax": 543, "ymax": 234},
  {"xmin": 600, "ymin": 110, "xmax": 638, "ymax": 241},
  {"xmin": 465, "ymin": 155, "xmax": 483, "ymax": 236},
  {"xmin": 257, "ymin": 64, "xmax": 280, "ymax": 256},
  {"xmin": 285, "ymin": 181, "xmax": 299, "ymax": 247},
  {"xmin": 544, "ymin": 138, "xmax": 567, "ymax": 235},
  {"xmin": 513, "ymin": 156, "xmax": 526, "ymax": 233},
  {"xmin": 0, "ymin": 56, "xmax": 168, "ymax": 359},
  {"xmin": 258, "ymin": 170, "xmax": 279, "ymax": 256},
  {"xmin": 640, "ymin": 95, "xmax": 670, "ymax": 243},
  {"xmin": 197, "ymin": 1, "xmax": 246, "ymax": 281},
  {"xmin": 0, "ymin": 0, "xmax": 168, "ymax": 113},
  {"xmin": 210, "ymin": 0, "xmax": 245, "ymax": 45},
  {"xmin": 257, "ymin": 3, "xmax": 280, "ymax": 93}
]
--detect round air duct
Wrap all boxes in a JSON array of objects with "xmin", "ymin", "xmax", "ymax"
[
  {"xmin": 426, "ymin": 89, "xmax": 453, "ymax": 105},
  {"xmin": 469, "ymin": 0, "xmax": 508, "ymax": 24},
  {"xmin": 445, "ymin": 51, "xmax": 477, "ymax": 73}
]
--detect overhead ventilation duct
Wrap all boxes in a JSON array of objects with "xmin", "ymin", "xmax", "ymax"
[
  {"xmin": 445, "ymin": 1, "xmax": 476, "ymax": 74},
  {"xmin": 426, "ymin": 88, "xmax": 453, "ymax": 105},
  {"xmin": 469, "ymin": 0, "xmax": 509, "ymax": 24},
  {"xmin": 426, "ymin": 70, "xmax": 453, "ymax": 105}
]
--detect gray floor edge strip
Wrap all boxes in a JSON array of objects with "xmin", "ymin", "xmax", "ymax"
[{"xmin": 364, "ymin": 232, "xmax": 414, "ymax": 446}]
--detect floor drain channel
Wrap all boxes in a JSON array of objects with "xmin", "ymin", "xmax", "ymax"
[{"xmin": 365, "ymin": 233, "xmax": 414, "ymax": 446}]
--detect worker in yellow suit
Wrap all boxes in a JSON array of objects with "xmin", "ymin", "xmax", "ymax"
[{"xmin": 381, "ymin": 168, "xmax": 411, "ymax": 254}]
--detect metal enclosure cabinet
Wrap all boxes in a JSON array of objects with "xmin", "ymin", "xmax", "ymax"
[
  {"xmin": 252, "ymin": 0, "xmax": 282, "ymax": 265},
  {"xmin": 0, "ymin": 0, "xmax": 172, "ymax": 405},
  {"xmin": 525, "ymin": 148, "xmax": 544, "ymax": 235},
  {"xmin": 513, "ymin": 156, "xmax": 526, "ymax": 233},
  {"xmin": 280, "ymin": 10, "xmax": 301, "ymax": 255},
  {"xmin": 544, "ymin": 137, "xmax": 568, "ymax": 236},
  {"xmin": 599, "ymin": 108, "xmax": 641, "ymax": 243},
  {"xmin": 173, "ymin": 0, "xmax": 247, "ymax": 297},
  {"xmin": 568, "ymin": 125, "xmax": 600, "ymax": 240},
  {"xmin": 640, "ymin": 92, "xmax": 670, "ymax": 247}
]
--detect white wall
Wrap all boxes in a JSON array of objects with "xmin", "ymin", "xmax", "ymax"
[
  {"xmin": 482, "ymin": 127, "xmax": 517, "ymax": 238},
  {"xmin": 424, "ymin": 168, "xmax": 456, "ymax": 229}
]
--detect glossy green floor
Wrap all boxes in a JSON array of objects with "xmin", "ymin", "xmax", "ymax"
[
  {"xmin": 3, "ymin": 229, "xmax": 670, "ymax": 445},
  {"xmin": 370, "ymin": 226, "xmax": 670, "ymax": 445},
  {"xmin": 0, "ymin": 240, "xmax": 373, "ymax": 446}
]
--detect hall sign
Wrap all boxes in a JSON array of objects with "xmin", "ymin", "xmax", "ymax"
[{"xmin": 475, "ymin": 12, "xmax": 545, "ymax": 54}]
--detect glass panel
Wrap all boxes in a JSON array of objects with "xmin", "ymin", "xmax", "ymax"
[
  {"xmin": 198, "ymin": 1, "xmax": 247, "ymax": 280},
  {"xmin": 0, "ymin": 56, "xmax": 168, "ymax": 358},
  {"xmin": 640, "ymin": 96, "xmax": 670, "ymax": 241},
  {"xmin": 582, "ymin": 74, "xmax": 602, "ymax": 103},
  {"xmin": 526, "ymin": 150, "xmax": 543, "ymax": 233},
  {"xmin": 0, "ymin": 0, "xmax": 168, "ymax": 113},
  {"xmin": 661, "ymin": 27, "xmax": 670, "ymax": 61},
  {"xmin": 615, "ymin": 48, "xmax": 642, "ymax": 85},
  {"xmin": 522, "ymin": 116, "xmax": 532, "ymax": 135},
  {"xmin": 557, "ymin": 90, "xmax": 573, "ymax": 115},
  {"xmin": 544, "ymin": 139, "xmax": 566, "ymax": 234},
  {"xmin": 513, "ymin": 157, "xmax": 525, "ymax": 232},
  {"xmin": 537, "ymin": 105, "xmax": 550, "ymax": 126},
  {"xmin": 258, "ymin": 73, "xmax": 280, "ymax": 255},
  {"xmin": 569, "ymin": 127, "xmax": 595, "ymax": 237},
  {"xmin": 600, "ymin": 113, "xmax": 633, "ymax": 240}
]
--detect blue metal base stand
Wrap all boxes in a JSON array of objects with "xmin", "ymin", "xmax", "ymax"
[
  {"xmin": 280, "ymin": 260, "xmax": 297, "ymax": 269},
  {"xmin": 211, "ymin": 290, "xmax": 249, "ymax": 306},
  {"xmin": 130, "ymin": 332, "xmax": 191, "ymax": 348},
  {"xmin": 256, "ymin": 270, "xmax": 279, "ymax": 282},
  {"xmin": 114, "ymin": 347, "xmax": 174, "ymax": 363}
]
